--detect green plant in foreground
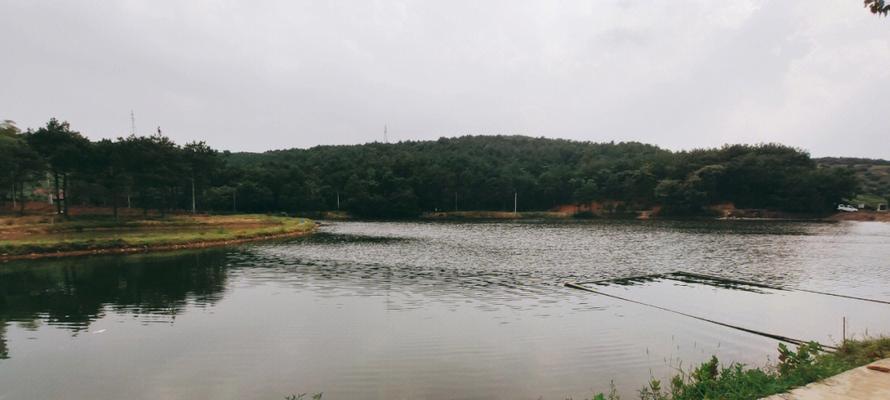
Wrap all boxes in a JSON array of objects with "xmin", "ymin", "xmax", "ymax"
[
  {"xmin": 625, "ymin": 338, "xmax": 890, "ymax": 400},
  {"xmin": 592, "ymin": 381, "xmax": 621, "ymax": 400}
]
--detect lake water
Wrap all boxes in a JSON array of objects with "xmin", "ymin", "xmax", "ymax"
[{"xmin": 1, "ymin": 220, "xmax": 890, "ymax": 399}]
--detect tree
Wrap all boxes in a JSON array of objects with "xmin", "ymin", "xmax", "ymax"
[
  {"xmin": 1, "ymin": 123, "xmax": 872, "ymax": 218},
  {"xmin": 866, "ymin": 0, "xmax": 890, "ymax": 16},
  {"xmin": 183, "ymin": 141, "xmax": 220, "ymax": 213},
  {"xmin": 655, "ymin": 179, "xmax": 707, "ymax": 215},
  {"xmin": 119, "ymin": 134, "xmax": 184, "ymax": 216},
  {"xmin": 0, "ymin": 120, "xmax": 20, "ymax": 138},
  {"xmin": 24, "ymin": 119, "xmax": 89, "ymax": 217},
  {"xmin": 90, "ymin": 139, "xmax": 130, "ymax": 219},
  {"xmin": 0, "ymin": 133, "xmax": 44, "ymax": 214}
]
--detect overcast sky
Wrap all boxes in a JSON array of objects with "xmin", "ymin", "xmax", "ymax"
[{"xmin": 1, "ymin": 1, "xmax": 888, "ymax": 157}]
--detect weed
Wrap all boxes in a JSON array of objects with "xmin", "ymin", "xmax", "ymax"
[
  {"xmin": 285, "ymin": 394, "xmax": 322, "ymax": 400},
  {"xmin": 584, "ymin": 338, "xmax": 890, "ymax": 400}
]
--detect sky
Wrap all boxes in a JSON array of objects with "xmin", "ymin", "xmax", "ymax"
[{"xmin": 1, "ymin": 1, "xmax": 888, "ymax": 158}]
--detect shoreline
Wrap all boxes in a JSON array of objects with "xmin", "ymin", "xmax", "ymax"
[
  {"xmin": 0, "ymin": 214, "xmax": 317, "ymax": 262},
  {"xmin": 0, "ymin": 227, "xmax": 315, "ymax": 262},
  {"xmin": 418, "ymin": 210, "xmax": 890, "ymax": 222}
]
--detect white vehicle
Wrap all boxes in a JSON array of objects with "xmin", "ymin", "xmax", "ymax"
[{"xmin": 837, "ymin": 204, "xmax": 858, "ymax": 212}]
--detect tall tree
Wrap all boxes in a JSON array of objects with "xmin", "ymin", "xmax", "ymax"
[
  {"xmin": 0, "ymin": 130, "xmax": 44, "ymax": 214},
  {"xmin": 24, "ymin": 119, "xmax": 89, "ymax": 217},
  {"xmin": 183, "ymin": 141, "xmax": 220, "ymax": 213},
  {"xmin": 90, "ymin": 139, "xmax": 130, "ymax": 219}
]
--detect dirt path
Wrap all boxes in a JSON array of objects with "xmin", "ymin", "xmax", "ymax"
[{"xmin": 762, "ymin": 358, "xmax": 890, "ymax": 399}]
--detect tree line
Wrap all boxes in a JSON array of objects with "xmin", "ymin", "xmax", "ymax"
[{"xmin": 1, "ymin": 118, "xmax": 859, "ymax": 218}]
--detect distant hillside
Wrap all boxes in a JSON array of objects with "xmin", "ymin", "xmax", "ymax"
[
  {"xmin": 815, "ymin": 157, "xmax": 890, "ymax": 200},
  {"xmin": 214, "ymin": 136, "xmax": 857, "ymax": 217},
  {"xmin": 1, "ymin": 118, "xmax": 866, "ymax": 219}
]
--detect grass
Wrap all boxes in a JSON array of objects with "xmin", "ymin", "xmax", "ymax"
[
  {"xmin": 594, "ymin": 338, "xmax": 890, "ymax": 400},
  {"xmin": 0, "ymin": 213, "xmax": 316, "ymax": 257}
]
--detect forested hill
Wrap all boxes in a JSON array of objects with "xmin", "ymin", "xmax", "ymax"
[
  {"xmin": 224, "ymin": 135, "xmax": 856, "ymax": 217},
  {"xmin": 815, "ymin": 157, "xmax": 890, "ymax": 200},
  {"xmin": 0, "ymin": 119, "xmax": 860, "ymax": 218}
]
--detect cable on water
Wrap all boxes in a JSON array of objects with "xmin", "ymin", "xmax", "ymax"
[
  {"xmin": 564, "ymin": 281, "xmax": 838, "ymax": 351},
  {"xmin": 575, "ymin": 271, "xmax": 890, "ymax": 306},
  {"xmin": 670, "ymin": 271, "xmax": 890, "ymax": 306}
]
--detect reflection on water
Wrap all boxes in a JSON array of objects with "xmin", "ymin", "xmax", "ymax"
[
  {"xmin": 0, "ymin": 250, "xmax": 229, "ymax": 330},
  {"xmin": 0, "ymin": 220, "xmax": 889, "ymax": 399},
  {"xmin": 0, "ymin": 322, "xmax": 6, "ymax": 360}
]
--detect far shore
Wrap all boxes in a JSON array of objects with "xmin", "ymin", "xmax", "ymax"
[
  {"xmin": 418, "ymin": 209, "xmax": 890, "ymax": 222},
  {"xmin": 0, "ymin": 213, "xmax": 316, "ymax": 262},
  {"xmin": 2, "ymin": 206, "xmax": 886, "ymax": 263}
]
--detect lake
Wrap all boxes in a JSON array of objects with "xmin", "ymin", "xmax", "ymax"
[{"xmin": 2, "ymin": 219, "xmax": 890, "ymax": 399}]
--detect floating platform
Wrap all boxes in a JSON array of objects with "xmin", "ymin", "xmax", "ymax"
[{"xmin": 566, "ymin": 272, "xmax": 890, "ymax": 348}]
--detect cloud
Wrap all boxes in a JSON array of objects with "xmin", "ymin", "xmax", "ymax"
[{"xmin": 1, "ymin": 0, "xmax": 888, "ymax": 157}]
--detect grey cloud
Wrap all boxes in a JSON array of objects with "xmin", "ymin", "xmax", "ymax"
[{"xmin": 1, "ymin": 0, "xmax": 888, "ymax": 158}]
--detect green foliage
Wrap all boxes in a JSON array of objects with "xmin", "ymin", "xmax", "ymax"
[
  {"xmin": 818, "ymin": 157, "xmax": 890, "ymax": 201},
  {"xmin": 1, "ymin": 119, "xmax": 865, "ymax": 218},
  {"xmin": 654, "ymin": 179, "xmax": 706, "ymax": 215},
  {"xmin": 225, "ymin": 138, "xmax": 857, "ymax": 218},
  {"xmin": 0, "ymin": 120, "xmax": 20, "ymax": 137},
  {"xmin": 0, "ymin": 122, "xmax": 44, "ymax": 214},
  {"xmin": 603, "ymin": 339, "xmax": 890, "ymax": 400}
]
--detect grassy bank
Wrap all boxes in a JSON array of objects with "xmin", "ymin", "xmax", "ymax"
[
  {"xmin": 0, "ymin": 214, "xmax": 316, "ymax": 260},
  {"xmin": 588, "ymin": 338, "xmax": 890, "ymax": 400}
]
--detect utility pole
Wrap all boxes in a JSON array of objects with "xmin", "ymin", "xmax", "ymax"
[
  {"xmin": 130, "ymin": 110, "xmax": 137, "ymax": 135},
  {"xmin": 514, "ymin": 191, "xmax": 518, "ymax": 215},
  {"xmin": 336, "ymin": 191, "xmax": 340, "ymax": 210},
  {"xmin": 383, "ymin": 124, "xmax": 388, "ymax": 143},
  {"xmin": 191, "ymin": 178, "xmax": 196, "ymax": 214}
]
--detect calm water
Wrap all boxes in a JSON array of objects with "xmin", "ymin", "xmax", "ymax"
[{"xmin": 1, "ymin": 219, "xmax": 890, "ymax": 399}]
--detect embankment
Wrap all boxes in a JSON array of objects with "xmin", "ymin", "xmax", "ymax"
[{"xmin": 0, "ymin": 214, "xmax": 316, "ymax": 261}]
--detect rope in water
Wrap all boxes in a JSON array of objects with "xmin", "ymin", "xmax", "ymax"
[
  {"xmin": 670, "ymin": 271, "xmax": 890, "ymax": 306},
  {"xmin": 564, "ymin": 281, "xmax": 838, "ymax": 350},
  {"xmin": 574, "ymin": 271, "xmax": 890, "ymax": 306}
]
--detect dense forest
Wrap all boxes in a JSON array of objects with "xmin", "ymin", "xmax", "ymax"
[{"xmin": 0, "ymin": 118, "xmax": 863, "ymax": 218}]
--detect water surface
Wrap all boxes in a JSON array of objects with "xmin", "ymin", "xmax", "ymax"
[{"xmin": 1, "ymin": 219, "xmax": 889, "ymax": 399}]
